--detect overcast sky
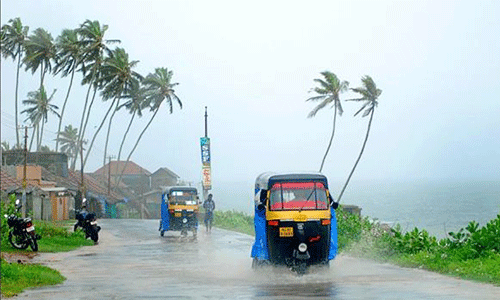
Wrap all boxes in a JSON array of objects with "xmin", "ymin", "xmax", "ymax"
[{"xmin": 1, "ymin": 0, "xmax": 499, "ymax": 187}]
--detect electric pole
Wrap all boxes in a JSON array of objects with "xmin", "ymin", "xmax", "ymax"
[
  {"xmin": 107, "ymin": 155, "xmax": 115, "ymax": 197},
  {"xmin": 22, "ymin": 126, "xmax": 28, "ymax": 217}
]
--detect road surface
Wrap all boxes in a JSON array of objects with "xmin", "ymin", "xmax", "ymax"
[{"xmin": 13, "ymin": 219, "xmax": 500, "ymax": 299}]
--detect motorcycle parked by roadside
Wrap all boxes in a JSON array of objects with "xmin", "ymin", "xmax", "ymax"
[
  {"xmin": 4, "ymin": 199, "xmax": 41, "ymax": 251},
  {"xmin": 74, "ymin": 199, "xmax": 100, "ymax": 244}
]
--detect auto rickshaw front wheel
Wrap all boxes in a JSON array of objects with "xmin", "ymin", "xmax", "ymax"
[{"xmin": 160, "ymin": 230, "xmax": 165, "ymax": 237}]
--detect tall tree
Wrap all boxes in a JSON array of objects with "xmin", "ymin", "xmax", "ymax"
[
  {"xmin": 56, "ymin": 124, "xmax": 86, "ymax": 170},
  {"xmin": 117, "ymin": 80, "xmax": 146, "ymax": 161},
  {"xmin": 54, "ymin": 29, "xmax": 83, "ymax": 152},
  {"xmin": 337, "ymin": 75, "xmax": 382, "ymax": 203},
  {"xmin": 23, "ymin": 28, "xmax": 57, "ymax": 90},
  {"xmin": 306, "ymin": 71, "xmax": 349, "ymax": 172},
  {"xmin": 98, "ymin": 47, "xmax": 142, "ymax": 166},
  {"xmin": 21, "ymin": 86, "xmax": 60, "ymax": 151},
  {"xmin": 115, "ymin": 68, "xmax": 181, "ymax": 187},
  {"xmin": 1, "ymin": 18, "xmax": 29, "ymax": 147},
  {"xmin": 76, "ymin": 20, "xmax": 120, "ymax": 161}
]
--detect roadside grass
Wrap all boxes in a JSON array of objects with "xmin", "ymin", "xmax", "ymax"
[
  {"xmin": 1, "ymin": 214, "xmax": 93, "ymax": 298},
  {"xmin": 1, "ymin": 258, "xmax": 66, "ymax": 298},
  {"xmin": 213, "ymin": 206, "xmax": 500, "ymax": 286}
]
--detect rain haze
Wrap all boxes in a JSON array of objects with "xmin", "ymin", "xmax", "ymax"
[{"xmin": 1, "ymin": 0, "xmax": 500, "ymax": 191}]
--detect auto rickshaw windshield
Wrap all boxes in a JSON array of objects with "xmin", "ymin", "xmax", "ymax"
[
  {"xmin": 269, "ymin": 182, "xmax": 328, "ymax": 211},
  {"xmin": 169, "ymin": 191, "xmax": 197, "ymax": 205}
]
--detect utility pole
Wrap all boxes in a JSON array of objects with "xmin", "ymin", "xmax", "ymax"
[
  {"xmin": 22, "ymin": 126, "xmax": 28, "ymax": 217},
  {"xmin": 79, "ymin": 140, "xmax": 85, "ymax": 207},
  {"xmin": 107, "ymin": 155, "xmax": 115, "ymax": 197},
  {"xmin": 200, "ymin": 107, "xmax": 212, "ymax": 201}
]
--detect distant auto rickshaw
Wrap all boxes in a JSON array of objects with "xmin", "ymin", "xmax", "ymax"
[
  {"xmin": 251, "ymin": 172, "xmax": 339, "ymax": 274},
  {"xmin": 159, "ymin": 186, "xmax": 200, "ymax": 237}
]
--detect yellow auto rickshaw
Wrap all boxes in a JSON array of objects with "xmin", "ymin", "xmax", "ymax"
[
  {"xmin": 251, "ymin": 172, "xmax": 338, "ymax": 274},
  {"xmin": 159, "ymin": 186, "xmax": 200, "ymax": 237}
]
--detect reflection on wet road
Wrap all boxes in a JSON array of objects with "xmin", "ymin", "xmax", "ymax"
[{"xmin": 15, "ymin": 219, "xmax": 500, "ymax": 299}]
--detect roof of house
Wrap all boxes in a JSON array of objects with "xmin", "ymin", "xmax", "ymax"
[
  {"xmin": 93, "ymin": 160, "xmax": 151, "ymax": 177},
  {"xmin": 151, "ymin": 167, "xmax": 180, "ymax": 179},
  {"xmin": 67, "ymin": 169, "xmax": 125, "ymax": 204},
  {"xmin": 0, "ymin": 169, "xmax": 20, "ymax": 191}
]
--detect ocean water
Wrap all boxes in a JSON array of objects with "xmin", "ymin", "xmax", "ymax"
[{"xmin": 211, "ymin": 180, "xmax": 500, "ymax": 239}]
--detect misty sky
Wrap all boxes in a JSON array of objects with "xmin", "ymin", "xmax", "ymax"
[{"xmin": 1, "ymin": 0, "xmax": 499, "ymax": 188}]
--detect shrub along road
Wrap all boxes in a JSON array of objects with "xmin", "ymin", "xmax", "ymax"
[{"xmin": 12, "ymin": 219, "xmax": 500, "ymax": 299}]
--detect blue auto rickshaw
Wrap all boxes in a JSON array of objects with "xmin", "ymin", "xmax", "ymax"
[
  {"xmin": 251, "ymin": 172, "xmax": 339, "ymax": 274},
  {"xmin": 159, "ymin": 186, "xmax": 200, "ymax": 237}
]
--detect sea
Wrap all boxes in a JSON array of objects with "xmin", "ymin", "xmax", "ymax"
[{"xmin": 211, "ymin": 179, "xmax": 500, "ymax": 239}]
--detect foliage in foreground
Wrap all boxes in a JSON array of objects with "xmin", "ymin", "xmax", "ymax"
[
  {"xmin": 213, "ymin": 210, "xmax": 254, "ymax": 236},
  {"xmin": 1, "ymin": 258, "xmax": 65, "ymax": 298}
]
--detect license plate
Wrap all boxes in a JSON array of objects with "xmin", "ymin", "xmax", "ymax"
[
  {"xmin": 26, "ymin": 226, "xmax": 35, "ymax": 232},
  {"xmin": 279, "ymin": 227, "xmax": 293, "ymax": 237},
  {"xmin": 174, "ymin": 212, "xmax": 181, "ymax": 217},
  {"xmin": 90, "ymin": 221, "xmax": 97, "ymax": 225}
]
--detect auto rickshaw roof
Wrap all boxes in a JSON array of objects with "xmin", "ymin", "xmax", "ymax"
[
  {"xmin": 161, "ymin": 186, "xmax": 198, "ymax": 194},
  {"xmin": 255, "ymin": 171, "xmax": 328, "ymax": 190}
]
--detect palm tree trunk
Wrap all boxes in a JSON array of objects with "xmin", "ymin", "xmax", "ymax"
[
  {"xmin": 76, "ymin": 83, "xmax": 96, "ymax": 169},
  {"xmin": 115, "ymin": 108, "xmax": 159, "ymax": 189},
  {"xmin": 337, "ymin": 109, "xmax": 374, "ymax": 203},
  {"xmin": 56, "ymin": 67, "xmax": 75, "ymax": 151},
  {"xmin": 81, "ymin": 87, "xmax": 98, "ymax": 144},
  {"xmin": 15, "ymin": 51, "xmax": 21, "ymax": 147},
  {"xmin": 39, "ymin": 120, "xmax": 46, "ymax": 150},
  {"xmin": 118, "ymin": 111, "xmax": 136, "ymax": 161},
  {"xmin": 319, "ymin": 105, "xmax": 338, "ymax": 172},
  {"xmin": 83, "ymin": 98, "xmax": 117, "ymax": 169},
  {"xmin": 103, "ymin": 98, "xmax": 120, "ymax": 166},
  {"xmin": 77, "ymin": 83, "xmax": 93, "ymax": 145}
]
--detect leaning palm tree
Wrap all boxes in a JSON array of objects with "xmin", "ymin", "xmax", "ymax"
[
  {"xmin": 306, "ymin": 71, "xmax": 349, "ymax": 172},
  {"xmin": 337, "ymin": 75, "xmax": 382, "ymax": 203},
  {"xmin": 117, "ymin": 80, "xmax": 146, "ymax": 161},
  {"xmin": 23, "ymin": 28, "xmax": 57, "ymax": 90},
  {"xmin": 76, "ymin": 20, "xmax": 120, "ymax": 157},
  {"xmin": 54, "ymin": 29, "xmax": 83, "ymax": 152},
  {"xmin": 1, "ymin": 18, "xmax": 29, "ymax": 147},
  {"xmin": 98, "ymin": 47, "xmax": 142, "ymax": 166},
  {"xmin": 115, "ymin": 67, "xmax": 181, "ymax": 188},
  {"xmin": 56, "ymin": 124, "xmax": 87, "ymax": 170},
  {"xmin": 21, "ymin": 86, "xmax": 60, "ymax": 151}
]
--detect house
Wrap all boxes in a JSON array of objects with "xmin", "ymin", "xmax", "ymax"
[
  {"xmin": 150, "ymin": 167, "xmax": 179, "ymax": 189},
  {"xmin": 94, "ymin": 160, "xmax": 151, "ymax": 198}
]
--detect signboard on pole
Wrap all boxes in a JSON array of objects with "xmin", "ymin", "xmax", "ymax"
[{"xmin": 200, "ymin": 137, "xmax": 211, "ymax": 189}]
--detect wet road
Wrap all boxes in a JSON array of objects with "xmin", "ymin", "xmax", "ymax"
[{"xmin": 14, "ymin": 219, "xmax": 500, "ymax": 299}]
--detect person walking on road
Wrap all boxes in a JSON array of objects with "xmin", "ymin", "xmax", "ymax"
[{"xmin": 203, "ymin": 194, "xmax": 215, "ymax": 232}]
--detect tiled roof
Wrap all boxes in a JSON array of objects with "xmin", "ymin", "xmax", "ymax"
[
  {"xmin": 151, "ymin": 167, "xmax": 179, "ymax": 179},
  {"xmin": 0, "ymin": 169, "xmax": 20, "ymax": 191},
  {"xmin": 67, "ymin": 170, "xmax": 125, "ymax": 204},
  {"xmin": 93, "ymin": 160, "xmax": 151, "ymax": 176}
]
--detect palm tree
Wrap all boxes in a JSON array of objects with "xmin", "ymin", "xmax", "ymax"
[
  {"xmin": 1, "ymin": 18, "xmax": 29, "ymax": 147},
  {"xmin": 76, "ymin": 20, "xmax": 120, "ymax": 156},
  {"xmin": 115, "ymin": 67, "xmax": 181, "ymax": 187},
  {"xmin": 306, "ymin": 71, "xmax": 349, "ymax": 172},
  {"xmin": 54, "ymin": 29, "xmax": 83, "ymax": 152},
  {"xmin": 337, "ymin": 75, "xmax": 382, "ymax": 203},
  {"xmin": 2, "ymin": 141, "xmax": 11, "ymax": 151},
  {"xmin": 21, "ymin": 86, "xmax": 60, "ymax": 151},
  {"xmin": 98, "ymin": 47, "xmax": 142, "ymax": 166},
  {"xmin": 23, "ymin": 28, "xmax": 57, "ymax": 89},
  {"xmin": 56, "ymin": 124, "xmax": 86, "ymax": 170},
  {"xmin": 117, "ymin": 80, "xmax": 146, "ymax": 161}
]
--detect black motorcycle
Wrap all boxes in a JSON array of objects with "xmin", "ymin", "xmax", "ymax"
[
  {"xmin": 4, "ymin": 200, "xmax": 40, "ymax": 251},
  {"xmin": 74, "ymin": 209, "xmax": 100, "ymax": 244}
]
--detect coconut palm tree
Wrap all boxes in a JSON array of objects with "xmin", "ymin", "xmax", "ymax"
[
  {"xmin": 56, "ymin": 124, "xmax": 86, "ymax": 170},
  {"xmin": 306, "ymin": 71, "xmax": 349, "ymax": 172},
  {"xmin": 54, "ymin": 29, "xmax": 83, "ymax": 152},
  {"xmin": 115, "ymin": 67, "xmax": 181, "ymax": 187},
  {"xmin": 76, "ymin": 20, "xmax": 120, "ymax": 153},
  {"xmin": 337, "ymin": 75, "xmax": 382, "ymax": 203},
  {"xmin": 117, "ymin": 80, "xmax": 146, "ymax": 161},
  {"xmin": 23, "ymin": 28, "xmax": 57, "ymax": 89},
  {"xmin": 1, "ymin": 18, "xmax": 29, "ymax": 147},
  {"xmin": 98, "ymin": 47, "xmax": 142, "ymax": 166},
  {"xmin": 21, "ymin": 86, "xmax": 60, "ymax": 151}
]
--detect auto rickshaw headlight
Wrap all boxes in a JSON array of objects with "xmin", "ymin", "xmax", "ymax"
[
  {"xmin": 298, "ymin": 243, "xmax": 307, "ymax": 252},
  {"xmin": 182, "ymin": 218, "xmax": 188, "ymax": 224}
]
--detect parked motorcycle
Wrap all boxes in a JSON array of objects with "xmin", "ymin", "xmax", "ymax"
[
  {"xmin": 4, "ymin": 200, "xmax": 40, "ymax": 251},
  {"xmin": 74, "ymin": 201, "xmax": 100, "ymax": 244}
]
